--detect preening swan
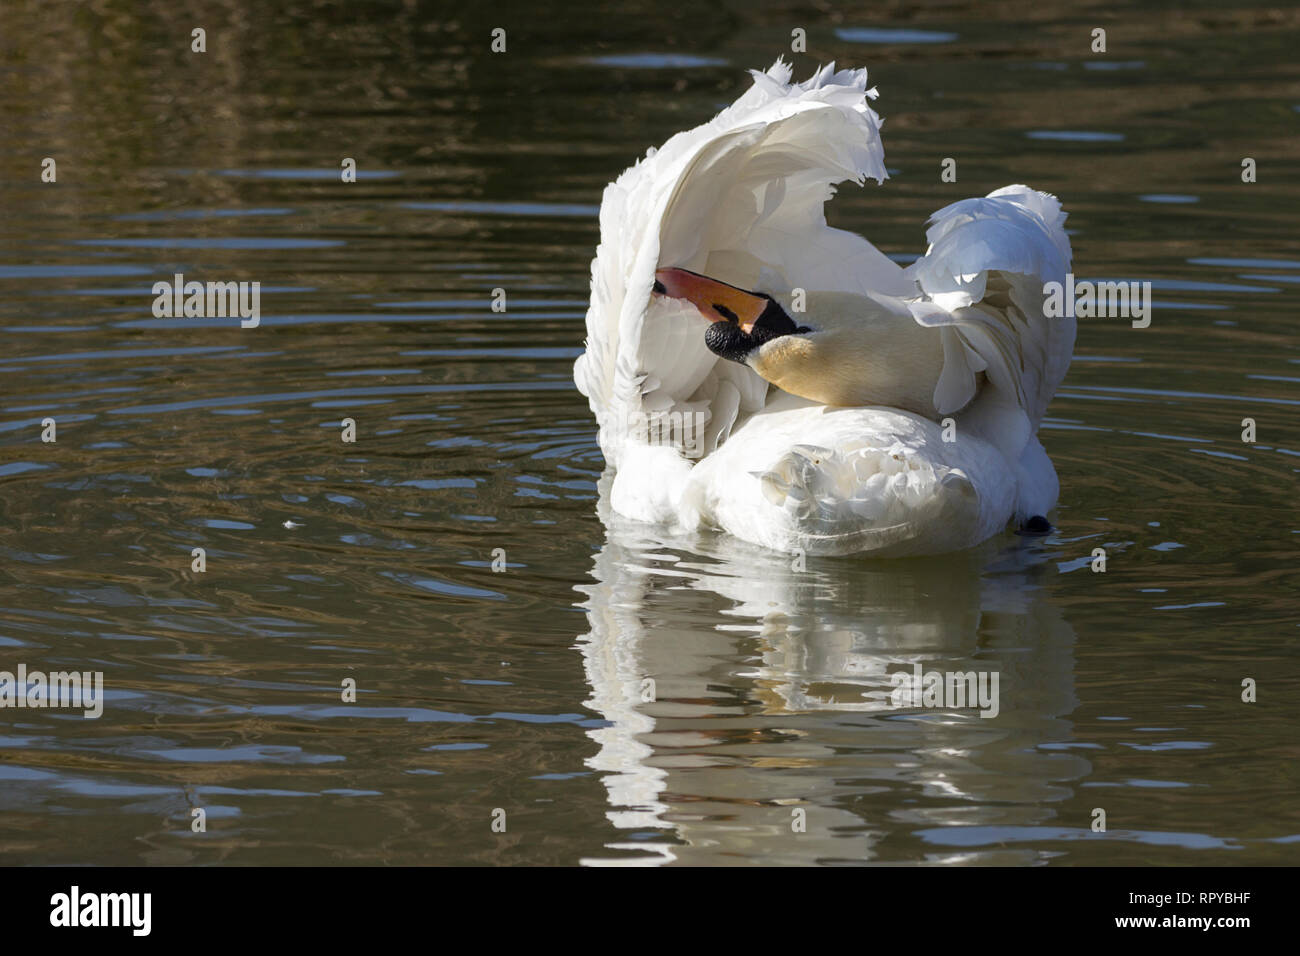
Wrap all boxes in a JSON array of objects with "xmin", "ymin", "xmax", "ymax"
[{"xmin": 574, "ymin": 59, "xmax": 1074, "ymax": 556}]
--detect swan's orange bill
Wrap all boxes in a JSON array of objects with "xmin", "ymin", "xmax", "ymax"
[{"xmin": 653, "ymin": 267, "xmax": 767, "ymax": 333}]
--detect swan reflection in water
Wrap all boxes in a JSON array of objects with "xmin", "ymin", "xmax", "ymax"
[{"xmin": 575, "ymin": 487, "xmax": 1086, "ymax": 866}]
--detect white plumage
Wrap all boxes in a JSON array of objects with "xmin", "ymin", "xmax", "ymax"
[{"xmin": 574, "ymin": 59, "xmax": 1074, "ymax": 556}]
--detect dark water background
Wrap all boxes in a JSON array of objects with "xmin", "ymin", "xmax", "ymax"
[{"xmin": 1, "ymin": 0, "xmax": 1297, "ymax": 864}]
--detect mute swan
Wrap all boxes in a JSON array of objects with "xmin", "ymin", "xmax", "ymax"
[{"xmin": 574, "ymin": 59, "xmax": 1074, "ymax": 557}]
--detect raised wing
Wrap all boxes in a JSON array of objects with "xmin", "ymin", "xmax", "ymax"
[
  {"xmin": 904, "ymin": 185, "xmax": 1075, "ymax": 430},
  {"xmin": 574, "ymin": 59, "xmax": 911, "ymax": 469}
]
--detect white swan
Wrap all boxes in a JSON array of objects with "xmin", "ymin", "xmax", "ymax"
[{"xmin": 574, "ymin": 59, "xmax": 1074, "ymax": 557}]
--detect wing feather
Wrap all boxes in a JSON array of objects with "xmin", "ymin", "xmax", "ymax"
[
  {"xmin": 904, "ymin": 185, "xmax": 1074, "ymax": 428},
  {"xmin": 575, "ymin": 58, "xmax": 906, "ymax": 470}
]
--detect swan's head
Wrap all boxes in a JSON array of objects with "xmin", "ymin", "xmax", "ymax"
[
  {"xmin": 653, "ymin": 266, "xmax": 946, "ymax": 416},
  {"xmin": 653, "ymin": 267, "xmax": 808, "ymax": 363}
]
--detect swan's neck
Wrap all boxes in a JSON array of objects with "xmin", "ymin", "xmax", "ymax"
[{"xmin": 750, "ymin": 298, "xmax": 947, "ymax": 417}]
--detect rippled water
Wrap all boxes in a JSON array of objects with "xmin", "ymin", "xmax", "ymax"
[{"xmin": 1, "ymin": 1, "xmax": 1297, "ymax": 865}]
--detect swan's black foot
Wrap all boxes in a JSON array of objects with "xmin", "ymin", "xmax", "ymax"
[{"xmin": 1016, "ymin": 515, "xmax": 1052, "ymax": 536}]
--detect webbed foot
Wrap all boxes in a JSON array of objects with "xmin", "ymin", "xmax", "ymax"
[{"xmin": 1016, "ymin": 515, "xmax": 1052, "ymax": 536}]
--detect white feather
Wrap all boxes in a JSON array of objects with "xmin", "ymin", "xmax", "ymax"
[{"xmin": 575, "ymin": 62, "xmax": 1075, "ymax": 553}]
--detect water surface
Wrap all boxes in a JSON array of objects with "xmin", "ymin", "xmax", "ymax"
[{"xmin": 1, "ymin": 0, "xmax": 1297, "ymax": 865}]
